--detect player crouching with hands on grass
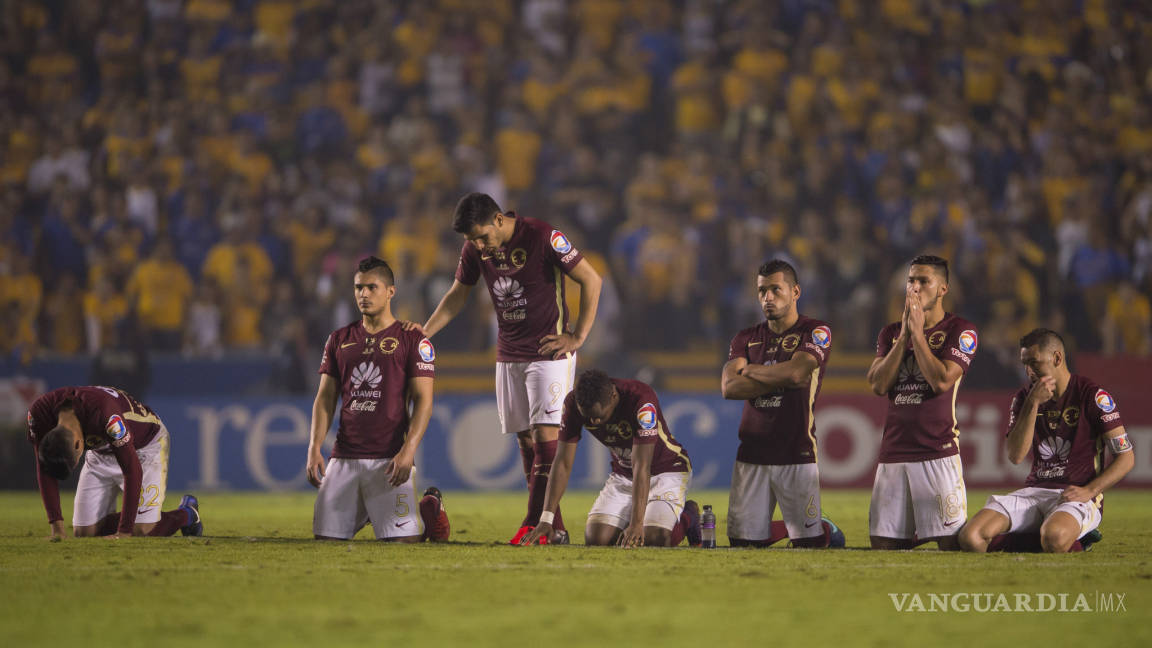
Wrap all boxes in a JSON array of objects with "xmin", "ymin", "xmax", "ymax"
[
  {"xmin": 958, "ymin": 328, "xmax": 1133, "ymax": 553},
  {"xmin": 521, "ymin": 370, "xmax": 699, "ymax": 548}
]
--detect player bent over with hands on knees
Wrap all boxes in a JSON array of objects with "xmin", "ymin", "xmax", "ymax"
[
  {"xmin": 521, "ymin": 370, "xmax": 698, "ymax": 548},
  {"xmin": 29, "ymin": 386, "xmax": 202, "ymax": 540},
  {"xmin": 721, "ymin": 259, "xmax": 844, "ymax": 548},
  {"xmin": 306, "ymin": 257, "xmax": 449, "ymax": 542},
  {"xmin": 958, "ymin": 329, "xmax": 1133, "ymax": 553},
  {"xmin": 865, "ymin": 255, "xmax": 977, "ymax": 550},
  {"xmin": 410, "ymin": 193, "xmax": 602, "ymax": 545}
]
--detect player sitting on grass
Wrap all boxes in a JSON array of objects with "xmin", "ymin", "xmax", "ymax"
[
  {"xmin": 522, "ymin": 370, "xmax": 700, "ymax": 547},
  {"xmin": 958, "ymin": 328, "xmax": 1134, "ymax": 553},
  {"xmin": 29, "ymin": 386, "xmax": 201, "ymax": 540}
]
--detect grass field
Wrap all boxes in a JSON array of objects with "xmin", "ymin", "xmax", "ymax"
[{"xmin": 2, "ymin": 489, "xmax": 1150, "ymax": 647}]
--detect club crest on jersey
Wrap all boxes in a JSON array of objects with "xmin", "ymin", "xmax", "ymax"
[
  {"xmin": 637, "ymin": 403, "xmax": 658, "ymax": 430},
  {"xmin": 811, "ymin": 326, "xmax": 831, "ymax": 349},
  {"xmin": 781, "ymin": 334, "xmax": 800, "ymax": 352},
  {"xmin": 378, "ymin": 337, "xmax": 399, "ymax": 354},
  {"xmin": 511, "ymin": 248, "xmax": 527, "ymax": 269},
  {"xmin": 418, "ymin": 339, "xmax": 436, "ymax": 363},
  {"xmin": 1062, "ymin": 406, "xmax": 1080, "ymax": 427},
  {"xmin": 958, "ymin": 330, "xmax": 978, "ymax": 354},
  {"xmin": 928, "ymin": 331, "xmax": 947, "ymax": 350},
  {"xmin": 105, "ymin": 415, "xmax": 130, "ymax": 447},
  {"xmin": 550, "ymin": 230, "xmax": 572, "ymax": 254},
  {"xmin": 1095, "ymin": 389, "xmax": 1116, "ymax": 413}
]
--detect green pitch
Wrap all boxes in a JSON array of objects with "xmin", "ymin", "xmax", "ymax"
[{"xmin": 2, "ymin": 490, "xmax": 1150, "ymax": 647}]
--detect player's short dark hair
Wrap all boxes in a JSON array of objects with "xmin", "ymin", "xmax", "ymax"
[
  {"xmin": 1020, "ymin": 328, "xmax": 1065, "ymax": 353},
  {"xmin": 356, "ymin": 256, "xmax": 395, "ymax": 285},
  {"xmin": 574, "ymin": 369, "xmax": 615, "ymax": 411},
  {"xmin": 452, "ymin": 192, "xmax": 502, "ymax": 234},
  {"xmin": 758, "ymin": 259, "xmax": 798, "ymax": 286},
  {"xmin": 39, "ymin": 426, "xmax": 76, "ymax": 481},
  {"xmin": 909, "ymin": 254, "xmax": 949, "ymax": 284}
]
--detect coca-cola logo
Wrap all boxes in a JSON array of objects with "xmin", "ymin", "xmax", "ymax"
[{"xmin": 894, "ymin": 393, "xmax": 924, "ymax": 406}]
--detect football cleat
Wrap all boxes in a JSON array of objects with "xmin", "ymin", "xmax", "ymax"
[
  {"xmin": 1078, "ymin": 528, "xmax": 1102, "ymax": 552},
  {"xmin": 419, "ymin": 487, "xmax": 450, "ymax": 542},
  {"xmin": 179, "ymin": 494, "xmax": 203, "ymax": 537},
  {"xmin": 510, "ymin": 525, "xmax": 549, "ymax": 545},
  {"xmin": 822, "ymin": 513, "xmax": 845, "ymax": 548},
  {"xmin": 682, "ymin": 500, "xmax": 702, "ymax": 547}
]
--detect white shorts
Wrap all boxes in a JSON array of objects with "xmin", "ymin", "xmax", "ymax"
[
  {"xmin": 869, "ymin": 455, "xmax": 967, "ymax": 540},
  {"xmin": 587, "ymin": 471, "xmax": 691, "ymax": 531},
  {"xmin": 728, "ymin": 461, "xmax": 822, "ymax": 541},
  {"xmin": 495, "ymin": 356, "xmax": 576, "ymax": 435},
  {"xmin": 73, "ymin": 426, "xmax": 170, "ymax": 527},
  {"xmin": 982, "ymin": 487, "xmax": 1102, "ymax": 537},
  {"xmin": 312, "ymin": 458, "xmax": 421, "ymax": 540}
]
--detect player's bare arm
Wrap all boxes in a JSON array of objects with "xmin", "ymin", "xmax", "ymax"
[
  {"xmin": 419, "ymin": 280, "xmax": 474, "ymax": 338},
  {"xmin": 619, "ymin": 442, "xmax": 655, "ymax": 548},
  {"xmin": 306, "ymin": 374, "xmax": 339, "ymax": 488},
  {"xmin": 386, "ymin": 376, "xmax": 434, "ymax": 487},
  {"xmin": 866, "ymin": 341, "xmax": 906, "ymax": 396},
  {"xmin": 1005, "ymin": 377, "xmax": 1053, "ymax": 464},
  {"xmin": 738, "ymin": 353, "xmax": 819, "ymax": 391},
  {"xmin": 539, "ymin": 259, "xmax": 602, "ymax": 359},
  {"xmin": 907, "ymin": 326, "xmax": 962, "ymax": 395},
  {"xmin": 521, "ymin": 441, "xmax": 578, "ymax": 545},
  {"xmin": 1062, "ymin": 426, "xmax": 1134, "ymax": 503},
  {"xmin": 48, "ymin": 519, "xmax": 66, "ymax": 542},
  {"xmin": 105, "ymin": 444, "xmax": 144, "ymax": 538},
  {"xmin": 721, "ymin": 358, "xmax": 767, "ymax": 400}
]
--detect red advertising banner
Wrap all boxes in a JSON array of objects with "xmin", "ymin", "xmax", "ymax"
[{"xmin": 816, "ymin": 391, "xmax": 1152, "ymax": 488}]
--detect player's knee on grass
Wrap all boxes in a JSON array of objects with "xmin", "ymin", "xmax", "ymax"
[
  {"xmin": 643, "ymin": 526, "xmax": 671, "ymax": 547},
  {"xmin": 870, "ymin": 536, "xmax": 916, "ymax": 550},
  {"xmin": 74, "ymin": 525, "xmax": 99, "ymax": 538},
  {"xmin": 133, "ymin": 522, "xmax": 156, "ymax": 536},
  {"xmin": 1039, "ymin": 513, "xmax": 1079, "ymax": 553},
  {"xmin": 585, "ymin": 521, "xmax": 621, "ymax": 546},
  {"xmin": 382, "ymin": 535, "xmax": 422, "ymax": 544}
]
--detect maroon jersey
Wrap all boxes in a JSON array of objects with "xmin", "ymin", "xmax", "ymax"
[
  {"xmin": 318, "ymin": 320, "xmax": 435, "ymax": 459},
  {"xmin": 455, "ymin": 214, "xmax": 584, "ymax": 362},
  {"xmin": 1009, "ymin": 375, "xmax": 1125, "ymax": 490},
  {"xmin": 27, "ymin": 386, "xmax": 162, "ymax": 532},
  {"xmin": 558, "ymin": 378, "xmax": 691, "ymax": 479},
  {"xmin": 875, "ymin": 313, "xmax": 978, "ymax": 463},
  {"xmin": 727, "ymin": 316, "xmax": 831, "ymax": 465}
]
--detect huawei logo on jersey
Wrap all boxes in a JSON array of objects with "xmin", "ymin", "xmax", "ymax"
[
  {"xmin": 492, "ymin": 276, "xmax": 524, "ymax": 302},
  {"xmin": 351, "ymin": 362, "xmax": 382, "ymax": 390},
  {"xmin": 897, "ymin": 356, "xmax": 924, "ymax": 383},
  {"xmin": 1037, "ymin": 436, "xmax": 1071, "ymax": 462}
]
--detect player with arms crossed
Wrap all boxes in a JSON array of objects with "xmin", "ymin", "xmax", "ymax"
[
  {"xmin": 417, "ymin": 193, "xmax": 602, "ymax": 544},
  {"xmin": 306, "ymin": 257, "xmax": 448, "ymax": 542},
  {"xmin": 28, "ymin": 386, "xmax": 201, "ymax": 540},
  {"xmin": 958, "ymin": 329, "xmax": 1133, "ymax": 553},
  {"xmin": 865, "ymin": 255, "xmax": 977, "ymax": 550},
  {"xmin": 721, "ymin": 260, "xmax": 844, "ymax": 548},
  {"xmin": 522, "ymin": 370, "xmax": 695, "ymax": 547}
]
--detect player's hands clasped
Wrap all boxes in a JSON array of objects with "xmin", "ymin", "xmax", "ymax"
[
  {"xmin": 618, "ymin": 525, "xmax": 644, "ymax": 548},
  {"xmin": 306, "ymin": 447, "xmax": 326, "ymax": 488},
  {"xmin": 520, "ymin": 521, "xmax": 553, "ymax": 545},
  {"xmin": 386, "ymin": 450, "xmax": 414, "ymax": 487},
  {"xmin": 539, "ymin": 332, "xmax": 581, "ymax": 359},
  {"xmin": 905, "ymin": 285, "xmax": 925, "ymax": 332}
]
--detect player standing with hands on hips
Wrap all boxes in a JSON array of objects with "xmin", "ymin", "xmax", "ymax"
[{"xmin": 412, "ymin": 193, "xmax": 602, "ymax": 545}]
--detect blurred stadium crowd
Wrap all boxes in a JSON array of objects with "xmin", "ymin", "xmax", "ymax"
[{"xmin": 1, "ymin": 0, "xmax": 1151, "ymax": 386}]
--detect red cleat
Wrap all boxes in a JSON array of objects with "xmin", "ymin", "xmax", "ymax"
[
  {"xmin": 420, "ymin": 487, "xmax": 451, "ymax": 542},
  {"xmin": 510, "ymin": 525, "xmax": 549, "ymax": 545}
]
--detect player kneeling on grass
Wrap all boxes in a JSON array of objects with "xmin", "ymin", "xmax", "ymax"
[
  {"xmin": 306, "ymin": 257, "xmax": 449, "ymax": 542},
  {"xmin": 28, "ymin": 386, "xmax": 202, "ymax": 540},
  {"xmin": 959, "ymin": 329, "xmax": 1133, "ymax": 554},
  {"xmin": 522, "ymin": 370, "xmax": 699, "ymax": 548}
]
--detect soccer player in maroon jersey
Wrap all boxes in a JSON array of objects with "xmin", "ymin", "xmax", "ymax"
[
  {"xmin": 521, "ymin": 370, "xmax": 693, "ymax": 547},
  {"xmin": 416, "ymin": 193, "xmax": 602, "ymax": 544},
  {"xmin": 865, "ymin": 255, "xmax": 977, "ymax": 550},
  {"xmin": 958, "ymin": 329, "xmax": 1134, "ymax": 553},
  {"xmin": 721, "ymin": 260, "xmax": 844, "ymax": 548},
  {"xmin": 306, "ymin": 257, "xmax": 448, "ymax": 542},
  {"xmin": 28, "ymin": 386, "xmax": 202, "ymax": 540}
]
